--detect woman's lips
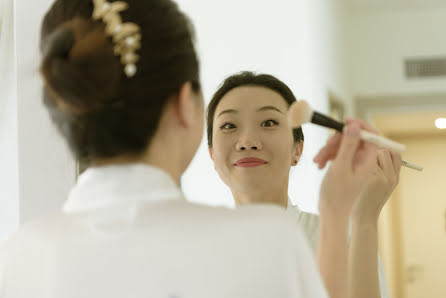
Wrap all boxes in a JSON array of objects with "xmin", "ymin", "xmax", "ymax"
[{"xmin": 234, "ymin": 157, "xmax": 267, "ymax": 168}]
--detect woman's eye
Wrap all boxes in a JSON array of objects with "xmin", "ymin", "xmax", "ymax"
[
  {"xmin": 261, "ymin": 120, "xmax": 279, "ymax": 127},
  {"xmin": 220, "ymin": 123, "xmax": 236, "ymax": 130}
]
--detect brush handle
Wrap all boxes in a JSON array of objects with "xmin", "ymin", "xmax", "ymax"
[
  {"xmin": 402, "ymin": 160, "xmax": 423, "ymax": 171},
  {"xmin": 311, "ymin": 112, "xmax": 406, "ymax": 153},
  {"xmin": 359, "ymin": 130, "xmax": 406, "ymax": 153},
  {"xmin": 310, "ymin": 112, "xmax": 421, "ymax": 170},
  {"xmin": 312, "ymin": 112, "xmax": 345, "ymax": 132}
]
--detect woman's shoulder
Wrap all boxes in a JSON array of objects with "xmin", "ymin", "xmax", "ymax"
[
  {"xmin": 185, "ymin": 202, "xmax": 305, "ymax": 229},
  {"xmin": 1, "ymin": 212, "xmax": 70, "ymax": 248},
  {"xmin": 178, "ymin": 202, "xmax": 312, "ymax": 244},
  {"xmin": 0, "ymin": 211, "xmax": 72, "ymax": 276},
  {"xmin": 287, "ymin": 205, "xmax": 320, "ymax": 228},
  {"xmin": 287, "ymin": 205, "xmax": 320, "ymax": 253}
]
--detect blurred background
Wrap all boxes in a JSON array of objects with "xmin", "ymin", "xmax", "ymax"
[{"xmin": 1, "ymin": 0, "xmax": 446, "ymax": 297}]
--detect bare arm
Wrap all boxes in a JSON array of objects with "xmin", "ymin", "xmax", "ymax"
[
  {"xmin": 317, "ymin": 208, "xmax": 350, "ymax": 298},
  {"xmin": 348, "ymin": 147, "xmax": 401, "ymax": 298},
  {"xmin": 348, "ymin": 218, "xmax": 380, "ymax": 298},
  {"xmin": 314, "ymin": 123, "xmax": 378, "ymax": 298}
]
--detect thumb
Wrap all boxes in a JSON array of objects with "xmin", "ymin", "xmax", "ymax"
[{"xmin": 334, "ymin": 122, "xmax": 361, "ymax": 168}]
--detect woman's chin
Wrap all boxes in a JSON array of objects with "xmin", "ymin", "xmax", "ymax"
[{"xmin": 231, "ymin": 178, "xmax": 270, "ymax": 193}]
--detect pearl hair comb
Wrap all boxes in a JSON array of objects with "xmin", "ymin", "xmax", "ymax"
[{"xmin": 92, "ymin": 0, "xmax": 142, "ymax": 77}]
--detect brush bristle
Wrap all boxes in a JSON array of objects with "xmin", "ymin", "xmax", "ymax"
[{"xmin": 287, "ymin": 100, "xmax": 313, "ymax": 128}]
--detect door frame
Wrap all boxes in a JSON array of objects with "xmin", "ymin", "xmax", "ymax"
[{"xmin": 355, "ymin": 92, "xmax": 446, "ymax": 298}]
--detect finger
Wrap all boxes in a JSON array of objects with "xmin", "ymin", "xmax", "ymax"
[
  {"xmin": 313, "ymin": 133, "xmax": 342, "ymax": 164},
  {"xmin": 333, "ymin": 122, "xmax": 361, "ymax": 168},
  {"xmin": 313, "ymin": 133, "xmax": 339, "ymax": 162},
  {"xmin": 314, "ymin": 147, "xmax": 331, "ymax": 169},
  {"xmin": 389, "ymin": 150, "xmax": 402, "ymax": 175},
  {"xmin": 317, "ymin": 159, "xmax": 328, "ymax": 169},
  {"xmin": 353, "ymin": 141, "xmax": 376, "ymax": 170},
  {"xmin": 345, "ymin": 118, "xmax": 379, "ymax": 134},
  {"xmin": 355, "ymin": 142, "xmax": 379, "ymax": 178},
  {"xmin": 328, "ymin": 132, "xmax": 341, "ymax": 145},
  {"xmin": 377, "ymin": 149, "xmax": 394, "ymax": 179},
  {"xmin": 344, "ymin": 117, "xmax": 379, "ymax": 134}
]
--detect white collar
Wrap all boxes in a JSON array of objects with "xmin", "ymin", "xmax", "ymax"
[
  {"xmin": 63, "ymin": 163, "xmax": 184, "ymax": 214},
  {"xmin": 287, "ymin": 197, "xmax": 298, "ymax": 210},
  {"xmin": 287, "ymin": 197, "xmax": 304, "ymax": 214}
]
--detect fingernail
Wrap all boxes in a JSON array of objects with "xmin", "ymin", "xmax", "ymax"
[
  {"xmin": 346, "ymin": 123, "xmax": 360, "ymax": 137},
  {"xmin": 327, "ymin": 135, "xmax": 336, "ymax": 144}
]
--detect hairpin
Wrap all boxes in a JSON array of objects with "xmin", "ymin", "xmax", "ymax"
[{"xmin": 92, "ymin": 0, "xmax": 141, "ymax": 77}]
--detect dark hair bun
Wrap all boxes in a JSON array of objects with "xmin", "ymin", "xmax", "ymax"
[
  {"xmin": 40, "ymin": 17, "xmax": 121, "ymax": 114},
  {"xmin": 40, "ymin": 0, "xmax": 200, "ymax": 159}
]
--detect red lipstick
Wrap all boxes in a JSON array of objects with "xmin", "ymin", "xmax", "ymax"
[{"xmin": 234, "ymin": 157, "xmax": 267, "ymax": 168}]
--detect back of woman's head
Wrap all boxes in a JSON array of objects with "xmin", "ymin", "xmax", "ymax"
[{"xmin": 40, "ymin": 0, "xmax": 200, "ymax": 160}]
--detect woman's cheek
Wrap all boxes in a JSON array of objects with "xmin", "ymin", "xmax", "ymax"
[
  {"xmin": 268, "ymin": 132, "xmax": 291, "ymax": 151},
  {"xmin": 269, "ymin": 135, "xmax": 294, "ymax": 164},
  {"xmin": 213, "ymin": 139, "xmax": 230, "ymax": 168}
]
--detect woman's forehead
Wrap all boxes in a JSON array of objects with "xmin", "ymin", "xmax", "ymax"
[{"xmin": 216, "ymin": 86, "xmax": 288, "ymax": 112}]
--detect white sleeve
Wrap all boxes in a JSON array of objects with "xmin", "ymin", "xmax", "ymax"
[
  {"xmin": 296, "ymin": 251, "xmax": 329, "ymax": 297},
  {"xmin": 291, "ymin": 208, "xmax": 320, "ymax": 253},
  {"xmin": 291, "ymin": 221, "xmax": 328, "ymax": 298},
  {"xmin": 291, "ymin": 208, "xmax": 389, "ymax": 297}
]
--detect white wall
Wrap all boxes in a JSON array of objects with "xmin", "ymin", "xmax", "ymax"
[
  {"xmin": 0, "ymin": 0, "xmax": 19, "ymax": 242},
  {"xmin": 14, "ymin": 0, "xmax": 76, "ymax": 224},
  {"xmin": 347, "ymin": 7, "xmax": 446, "ymax": 97},
  {"xmin": 179, "ymin": 0, "xmax": 349, "ymax": 212}
]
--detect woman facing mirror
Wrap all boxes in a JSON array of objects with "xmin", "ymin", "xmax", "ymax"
[{"xmin": 207, "ymin": 72, "xmax": 402, "ymax": 298}]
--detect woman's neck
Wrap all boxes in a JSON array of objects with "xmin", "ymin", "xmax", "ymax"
[
  {"xmin": 232, "ymin": 181, "xmax": 289, "ymax": 208},
  {"xmin": 90, "ymin": 133, "xmax": 184, "ymax": 186}
]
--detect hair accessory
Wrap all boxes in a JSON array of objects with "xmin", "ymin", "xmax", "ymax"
[{"xmin": 92, "ymin": 0, "xmax": 141, "ymax": 77}]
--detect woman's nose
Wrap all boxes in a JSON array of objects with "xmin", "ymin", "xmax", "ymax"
[
  {"xmin": 238, "ymin": 145, "xmax": 258, "ymax": 151},
  {"xmin": 235, "ymin": 136, "xmax": 262, "ymax": 151}
]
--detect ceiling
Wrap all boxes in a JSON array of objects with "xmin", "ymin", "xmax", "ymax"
[{"xmin": 345, "ymin": 0, "xmax": 446, "ymax": 12}]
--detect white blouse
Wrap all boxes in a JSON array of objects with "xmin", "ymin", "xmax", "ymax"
[
  {"xmin": 0, "ymin": 164, "xmax": 328, "ymax": 298},
  {"xmin": 287, "ymin": 200, "xmax": 389, "ymax": 298}
]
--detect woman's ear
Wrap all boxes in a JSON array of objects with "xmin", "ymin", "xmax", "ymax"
[
  {"xmin": 208, "ymin": 147, "xmax": 218, "ymax": 170},
  {"xmin": 176, "ymin": 82, "xmax": 195, "ymax": 128},
  {"xmin": 291, "ymin": 141, "xmax": 304, "ymax": 166},
  {"xmin": 208, "ymin": 146, "xmax": 214, "ymax": 161}
]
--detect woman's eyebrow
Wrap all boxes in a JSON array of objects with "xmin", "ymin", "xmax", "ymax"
[
  {"xmin": 257, "ymin": 106, "xmax": 283, "ymax": 114},
  {"xmin": 217, "ymin": 109, "xmax": 238, "ymax": 118}
]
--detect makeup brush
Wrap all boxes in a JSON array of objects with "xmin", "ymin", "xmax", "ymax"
[{"xmin": 288, "ymin": 100, "xmax": 423, "ymax": 172}]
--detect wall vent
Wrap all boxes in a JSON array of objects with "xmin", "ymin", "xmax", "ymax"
[{"xmin": 405, "ymin": 57, "xmax": 446, "ymax": 79}]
